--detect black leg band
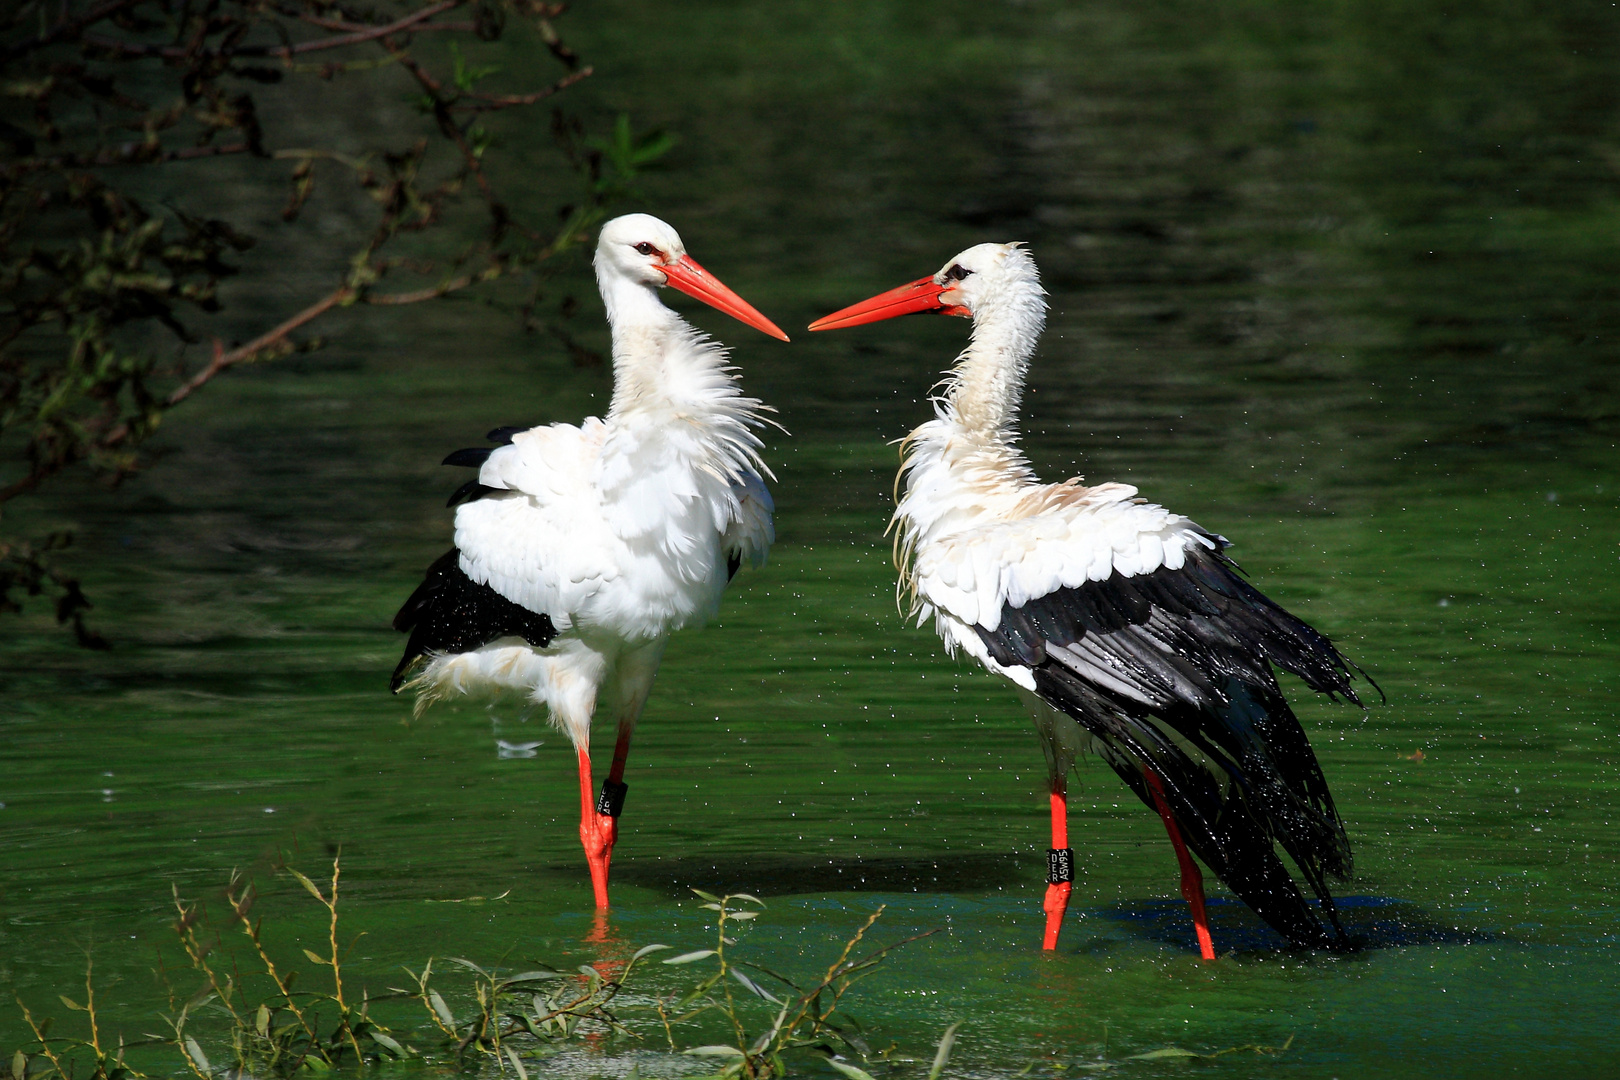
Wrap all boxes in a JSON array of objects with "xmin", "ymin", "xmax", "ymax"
[
  {"xmin": 596, "ymin": 778, "xmax": 628, "ymax": 818},
  {"xmin": 1047, "ymin": 847, "xmax": 1075, "ymax": 884}
]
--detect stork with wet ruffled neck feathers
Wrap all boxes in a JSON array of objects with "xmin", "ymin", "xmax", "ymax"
[{"xmin": 812, "ymin": 242, "xmax": 1368, "ymax": 955}]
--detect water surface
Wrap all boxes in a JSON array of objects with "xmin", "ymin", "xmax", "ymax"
[{"xmin": 3, "ymin": 2, "xmax": 1618, "ymax": 1076}]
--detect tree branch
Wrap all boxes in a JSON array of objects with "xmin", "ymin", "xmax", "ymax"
[
  {"xmin": 449, "ymin": 65, "xmax": 594, "ymax": 112},
  {"xmin": 0, "ymin": 141, "xmax": 251, "ymax": 179},
  {"xmin": 82, "ymin": 0, "xmax": 465, "ymax": 61},
  {"xmin": 0, "ymin": 0, "xmax": 143, "ymax": 62}
]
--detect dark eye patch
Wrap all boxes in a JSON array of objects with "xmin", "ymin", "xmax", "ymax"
[
  {"xmin": 944, "ymin": 264, "xmax": 973, "ymax": 281},
  {"xmin": 634, "ymin": 242, "xmax": 659, "ymax": 256}
]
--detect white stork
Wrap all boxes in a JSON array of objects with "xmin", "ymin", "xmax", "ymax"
[
  {"xmin": 810, "ymin": 243, "xmax": 1368, "ymax": 955},
  {"xmin": 392, "ymin": 213, "xmax": 786, "ymax": 908}
]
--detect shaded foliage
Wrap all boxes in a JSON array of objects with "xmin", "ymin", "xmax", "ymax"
[{"xmin": 0, "ymin": 0, "xmax": 668, "ymax": 638}]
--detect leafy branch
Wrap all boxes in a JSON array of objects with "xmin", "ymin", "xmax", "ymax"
[{"xmin": 0, "ymin": 0, "xmax": 672, "ymax": 639}]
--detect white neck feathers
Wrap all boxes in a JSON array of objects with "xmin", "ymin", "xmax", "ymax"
[
  {"xmin": 940, "ymin": 249, "xmax": 1047, "ymax": 440},
  {"xmin": 595, "ymin": 262, "xmax": 771, "ymax": 485}
]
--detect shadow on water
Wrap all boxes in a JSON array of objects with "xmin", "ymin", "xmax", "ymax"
[
  {"xmin": 609, "ymin": 851, "xmax": 1025, "ymax": 898},
  {"xmin": 1094, "ymin": 894, "xmax": 1490, "ymax": 955}
]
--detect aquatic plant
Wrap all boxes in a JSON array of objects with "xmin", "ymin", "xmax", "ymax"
[
  {"xmin": 651, "ymin": 890, "xmax": 943, "ymax": 1079},
  {"xmin": 7, "ymin": 858, "xmax": 955, "ymax": 1079}
]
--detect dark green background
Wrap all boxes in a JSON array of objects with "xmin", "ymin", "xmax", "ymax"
[{"xmin": 3, "ymin": 2, "xmax": 1617, "ymax": 1075}]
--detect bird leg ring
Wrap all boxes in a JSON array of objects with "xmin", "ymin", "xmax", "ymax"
[
  {"xmin": 1142, "ymin": 768, "xmax": 1216, "ymax": 960},
  {"xmin": 1043, "ymin": 789, "xmax": 1073, "ymax": 950}
]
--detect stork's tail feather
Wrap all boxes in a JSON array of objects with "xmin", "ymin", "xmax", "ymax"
[
  {"xmin": 391, "ymin": 548, "xmax": 557, "ymax": 691},
  {"xmin": 1032, "ymin": 665, "xmax": 1354, "ymax": 951}
]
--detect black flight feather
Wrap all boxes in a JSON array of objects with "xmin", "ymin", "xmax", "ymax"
[
  {"xmin": 486, "ymin": 425, "xmax": 527, "ymax": 445},
  {"xmin": 976, "ymin": 540, "xmax": 1362, "ymax": 950},
  {"xmin": 446, "ymin": 479, "xmax": 501, "ymax": 508},
  {"xmin": 391, "ymin": 548, "xmax": 556, "ymax": 691},
  {"xmin": 442, "ymin": 446, "xmax": 494, "ymax": 468}
]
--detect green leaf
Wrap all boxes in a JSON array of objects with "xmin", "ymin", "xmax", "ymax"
[
  {"xmin": 631, "ymin": 944, "xmax": 671, "ymax": 961},
  {"xmin": 499, "ymin": 969, "xmax": 564, "ymax": 986},
  {"xmin": 58, "ymin": 996, "xmax": 84, "ymax": 1011},
  {"xmin": 928, "ymin": 1021, "xmax": 962, "ymax": 1080},
  {"xmin": 370, "ymin": 1031, "xmax": 405, "ymax": 1058},
  {"xmin": 684, "ymin": 1046, "xmax": 745, "ymax": 1057},
  {"xmin": 301, "ymin": 1053, "xmax": 331, "ymax": 1072},
  {"xmin": 255, "ymin": 1004, "xmax": 270, "ymax": 1036},
  {"xmin": 690, "ymin": 889, "xmax": 723, "ymax": 903},
  {"xmin": 662, "ymin": 950, "xmax": 717, "ymax": 965},
  {"xmin": 627, "ymin": 131, "xmax": 677, "ymax": 166},
  {"xmin": 301, "ymin": 949, "xmax": 328, "ymax": 966},
  {"xmin": 729, "ymin": 893, "xmax": 765, "ymax": 906},
  {"xmin": 825, "ymin": 1060, "xmax": 879, "ymax": 1080},
  {"xmin": 503, "ymin": 1046, "xmax": 528, "ymax": 1080},
  {"xmin": 428, "ymin": 990, "xmax": 456, "ymax": 1028},
  {"xmin": 286, "ymin": 869, "xmax": 325, "ymax": 903},
  {"xmin": 1127, "ymin": 1047, "xmax": 1202, "ymax": 1061},
  {"xmin": 184, "ymin": 1036, "xmax": 212, "ymax": 1075},
  {"xmin": 729, "ymin": 969, "xmax": 782, "ymax": 1005},
  {"xmin": 13, "ymin": 1050, "xmax": 28, "ymax": 1080},
  {"xmin": 728, "ymin": 910, "xmax": 758, "ymax": 921}
]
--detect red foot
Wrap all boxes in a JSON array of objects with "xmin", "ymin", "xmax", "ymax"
[
  {"xmin": 1143, "ymin": 768, "xmax": 1216, "ymax": 961},
  {"xmin": 1180, "ymin": 863, "xmax": 1215, "ymax": 960},
  {"xmin": 1042, "ymin": 881, "xmax": 1072, "ymax": 950},
  {"xmin": 576, "ymin": 748, "xmax": 617, "ymax": 908},
  {"xmin": 580, "ymin": 811, "xmax": 617, "ymax": 908}
]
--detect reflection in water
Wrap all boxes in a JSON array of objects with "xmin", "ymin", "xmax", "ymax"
[{"xmin": 1096, "ymin": 895, "xmax": 1489, "ymax": 955}]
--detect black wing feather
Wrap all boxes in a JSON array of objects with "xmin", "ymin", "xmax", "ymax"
[
  {"xmin": 977, "ymin": 540, "xmax": 1361, "ymax": 950},
  {"xmin": 391, "ymin": 548, "xmax": 556, "ymax": 691},
  {"xmin": 446, "ymin": 479, "xmax": 501, "ymax": 508},
  {"xmin": 443, "ymin": 446, "xmax": 494, "ymax": 468}
]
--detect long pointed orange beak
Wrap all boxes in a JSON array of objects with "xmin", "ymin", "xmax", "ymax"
[
  {"xmin": 661, "ymin": 255, "xmax": 789, "ymax": 341},
  {"xmin": 808, "ymin": 276, "xmax": 957, "ymax": 331}
]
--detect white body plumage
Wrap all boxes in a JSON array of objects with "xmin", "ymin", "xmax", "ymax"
[
  {"xmin": 406, "ymin": 220, "xmax": 775, "ymax": 751},
  {"xmin": 889, "ymin": 245, "xmax": 1217, "ymax": 696}
]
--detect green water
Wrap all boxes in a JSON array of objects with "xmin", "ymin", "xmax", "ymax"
[{"xmin": 3, "ymin": 1, "xmax": 1619, "ymax": 1075}]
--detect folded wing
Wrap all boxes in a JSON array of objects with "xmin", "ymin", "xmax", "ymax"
[{"xmin": 920, "ymin": 485, "xmax": 1363, "ymax": 949}]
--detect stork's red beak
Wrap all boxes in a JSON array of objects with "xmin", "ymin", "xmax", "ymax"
[
  {"xmin": 808, "ymin": 276, "xmax": 965, "ymax": 331},
  {"xmin": 661, "ymin": 255, "xmax": 789, "ymax": 341}
]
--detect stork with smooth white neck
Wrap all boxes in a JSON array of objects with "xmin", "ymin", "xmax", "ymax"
[
  {"xmin": 393, "ymin": 214, "xmax": 787, "ymax": 910},
  {"xmin": 812, "ymin": 243, "xmax": 1369, "ymax": 955}
]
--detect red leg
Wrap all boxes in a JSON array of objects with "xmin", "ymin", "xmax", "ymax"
[
  {"xmin": 576, "ymin": 748, "xmax": 612, "ymax": 908},
  {"xmin": 1142, "ymin": 768, "xmax": 1215, "ymax": 960},
  {"xmin": 1043, "ymin": 788, "xmax": 1073, "ymax": 950},
  {"xmin": 607, "ymin": 725, "xmax": 633, "ymax": 786},
  {"xmin": 578, "ymin": 726, "xmax": 634, "ymax": 909}
]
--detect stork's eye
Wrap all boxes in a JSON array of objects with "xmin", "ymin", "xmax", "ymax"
[
  {"xmin": 944, "ymin": 264, "xmax": 973, "ymax": 281},
  {"xmin": 634, "ymin": 242, "xmax": 658, "ymax": 256}
]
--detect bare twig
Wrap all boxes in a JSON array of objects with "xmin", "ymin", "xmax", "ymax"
[
  {"xmin": 82, "ymin": 0, "xmax": 465, "ymax": 61},
  {"xmin": 449, "ymin": 65, "xmax": 594, "ymax": 111},
  {"xmin": 0, "ymin": 0, "xmax": 142, "ymax": 61},
  {"xmin": 0, "ymin": 141, "xmax": 251, "ymax": 179}
]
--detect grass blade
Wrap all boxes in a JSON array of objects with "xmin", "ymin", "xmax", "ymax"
[{"xmin": 928, "ymin": 1021, "xmax": 962, "ymax": 1080}]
